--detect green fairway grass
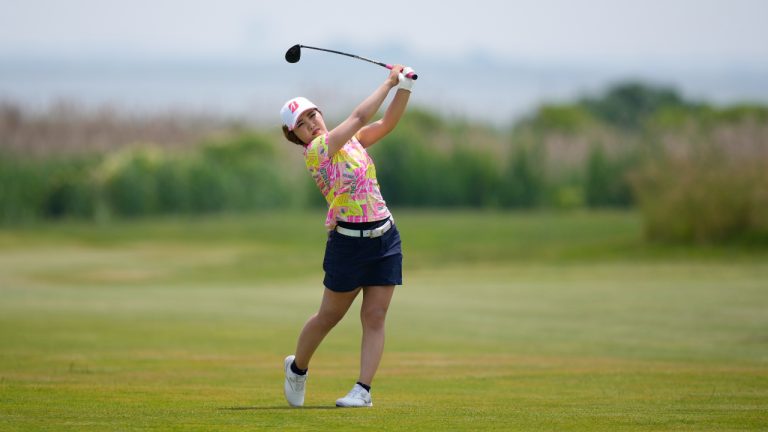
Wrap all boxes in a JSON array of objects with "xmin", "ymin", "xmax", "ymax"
[{"xmin": 1, "ymin": 211, "xmax": 766, "ymax": 430}]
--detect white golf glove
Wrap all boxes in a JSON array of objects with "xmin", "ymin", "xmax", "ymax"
[{"xmin": 397, "ymin": 67, "xmax": 415, "ymax": 92}]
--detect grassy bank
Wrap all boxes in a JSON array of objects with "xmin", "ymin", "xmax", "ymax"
[{"xmin": 1, "ymin": 211, "xmax": 766, "ymax": 430}]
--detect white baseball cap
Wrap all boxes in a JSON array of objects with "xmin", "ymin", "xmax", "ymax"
[{"xmin": 280, "ymin": 97, "xmax": 318, "ymax": 131}]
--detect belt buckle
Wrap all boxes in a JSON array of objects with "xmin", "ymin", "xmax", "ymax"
[{"xmin": 370, "ymin": 221, "xmax": 388, "ymax": 238}]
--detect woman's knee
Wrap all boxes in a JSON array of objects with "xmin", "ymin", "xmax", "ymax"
[
  {"xmin": 361, "ymin": 305, "xmax": 388, "ymax": 329},
  {"xmin": 315, "ymin": 309, "xmax": 345, "ymax": 328},
  {"xmin": 313, "ymin": 288, "xmax": 358, "ymax": 329}
]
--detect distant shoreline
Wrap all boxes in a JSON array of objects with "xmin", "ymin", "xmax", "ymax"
[{"xmin": 2, "ymin": 57, "xmax": 768, "ymax": 125}]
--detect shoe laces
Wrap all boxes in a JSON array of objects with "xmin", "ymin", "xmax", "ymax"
[
  {"xmin": 347, "ymin": 385, "xmax": 368, "ymax": 400},
  {"xmin": 288, "ymin": 372, "xmax": 307, "ymax": 391}
]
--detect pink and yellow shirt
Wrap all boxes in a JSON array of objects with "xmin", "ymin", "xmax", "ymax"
[{"xmin": 304, "ymin": 134, "xmax": 391, "ymax": 230}]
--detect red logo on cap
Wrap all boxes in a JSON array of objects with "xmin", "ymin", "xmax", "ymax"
[{"xmin": 289, "ymin": 101, "xmax": 299, "ymax": 113}]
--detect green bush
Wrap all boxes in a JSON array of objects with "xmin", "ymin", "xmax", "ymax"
[
  {"xmin": 371, "ymin": 117, "xmax": 447, "ymax": 207},
  {"xmin": 42, "ymin": 159, "xmax": 98, "ymax": 218},
  {"xmin": 584, "ymin": 145, "xmax": 634, "ymax": 208},
  {"xmin": 103, "ymin": 150, "xmax": 161, "ymax": 216},
  {"xmin": 93, "ymin": 133, "xmax": 291, "ymax": 218},
  {"xmin": 0, "ymin": 154, "xmax": 99, "ymax": 223},
  {"xmin": 447, "ymin": 146, "xmax": 502, "ymax": 207},
  {"xmin": 0, "ymin": 156, "xmax": 46, "ymax": 222},
  {"xmin": 499, "ymin": 145, "xmax": 544, "ymax": 208},
  {"xmin": 155, "ymin": 160, "xmax": 192, "ymax": 213}
]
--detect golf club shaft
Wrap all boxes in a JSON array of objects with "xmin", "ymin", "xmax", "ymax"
[{"xmin": 300, "ymin": 45, "xmax": 418, "ymax": 80}]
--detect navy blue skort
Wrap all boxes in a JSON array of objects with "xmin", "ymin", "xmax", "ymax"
[{"xmin": 323, "ymin": 219, "xmax": 403, "ymax": 292}]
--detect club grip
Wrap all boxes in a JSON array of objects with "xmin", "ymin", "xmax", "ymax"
[{"xmin": 385, "ymin": 64, "xmax": 419, "ymax": 80}]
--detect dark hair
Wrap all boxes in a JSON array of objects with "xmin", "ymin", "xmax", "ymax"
[
  {"xmin": 282, "ymin": 125, "xmax": 306, "ymax": 146},
  {"xmin": 281, "ymin": 108, "xmax": 323, "ymax": 147}
]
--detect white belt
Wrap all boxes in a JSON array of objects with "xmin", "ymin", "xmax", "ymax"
[{"xmin": 335, "ymin": 219, "xmax": 393, "ymax": 238}]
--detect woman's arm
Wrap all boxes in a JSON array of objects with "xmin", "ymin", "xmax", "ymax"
[
  {"xmin": 356, "ymin": 88, "xmax": 411, "ymax": 148},
  {"xmin": 325, "ymin": 66, "xmax": 401, "ymax": 157}
]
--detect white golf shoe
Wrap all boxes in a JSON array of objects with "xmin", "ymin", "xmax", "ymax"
[
  {"xmin": 335, "ymin": 383, "xmax": 373, "ymax": 407},
  {"xmin": 283, "ymin": 355, "xmax": 307, "ymax": 407}
]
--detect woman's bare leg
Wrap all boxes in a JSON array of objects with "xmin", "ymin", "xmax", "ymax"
[
  {"xmin": 293, "ymin": 287, "xmax": 360, "ymax": 370},
  {"xmin": 358, "ymin": 285, "xmax": 395, "ymax": 385}
]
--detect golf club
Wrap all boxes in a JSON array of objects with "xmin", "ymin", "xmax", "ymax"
[{"xmin": 285, "ymin": 44, "xmax": 418, "ymax": 80}]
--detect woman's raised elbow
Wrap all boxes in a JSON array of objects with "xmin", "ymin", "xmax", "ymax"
[{"xmin": 350, "ymin": 109, "xmax": 370, "ymax": 127}]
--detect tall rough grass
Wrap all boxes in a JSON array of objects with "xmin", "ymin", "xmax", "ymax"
[
  {"xmin": 631, "ymin": 114, "xmax": 768, "ymax": 243},
  {"xmin": 0, "ymin": 101, "xmax": 228, "ymax": 155}
]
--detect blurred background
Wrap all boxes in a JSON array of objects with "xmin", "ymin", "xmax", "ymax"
[{"xmin": 1, "ymin": 0, "xmax": 767, "ymax": 243}]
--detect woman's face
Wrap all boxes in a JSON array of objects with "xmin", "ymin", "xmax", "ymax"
[{"xmin": 294, "ymin": 109, "xmax": 327, "ymax": 144}]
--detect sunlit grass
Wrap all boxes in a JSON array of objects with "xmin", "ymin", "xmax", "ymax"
[{"xmin": 1, "ymin": 211, "xmax": 766, "ymax": 430}]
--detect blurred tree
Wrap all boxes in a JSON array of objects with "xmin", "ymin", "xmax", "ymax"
[
  {"xmin": 448, "ymin": 147, "xmax": 502, "ymax": 207},
  {"xmin": 580, "ymin": 82, "xmax": 688, "ymax": 131},
  {"xmin": 105, "ymin": 150, "xmax": 160, "ymax": 217},
  {"xmin": 528, "ymin": 104, "xmax": 596, "ymax": 134},
  {"xmin": 500, "ymin": 145, "xmax": 544, "ymax": 208},
  {"xmin": 584, "ymin": 144, "xmax": 633, "ymax": 207}
]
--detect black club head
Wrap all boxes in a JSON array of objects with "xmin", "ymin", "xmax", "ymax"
[{"xmin": 285, "ymin": 44, "xmax": 302, "ymax": 63}]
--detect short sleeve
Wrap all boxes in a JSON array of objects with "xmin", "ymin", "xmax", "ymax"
[{"xmin": 304, "ymin": 133, "xmax": 330, "ymax": 170}]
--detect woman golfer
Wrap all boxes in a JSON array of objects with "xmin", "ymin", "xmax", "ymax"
[{"xmin": 280, "ymin": 64, "xmax": 414, "ymax": 407}]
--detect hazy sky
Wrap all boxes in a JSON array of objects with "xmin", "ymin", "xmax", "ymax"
[
  {"xmin": 2, "ymin": 0, "xmax": 767, "ymax": 122},
  {"xmin": 2, "ymin": 0, "xmax": 767, "ymax": 67}
]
